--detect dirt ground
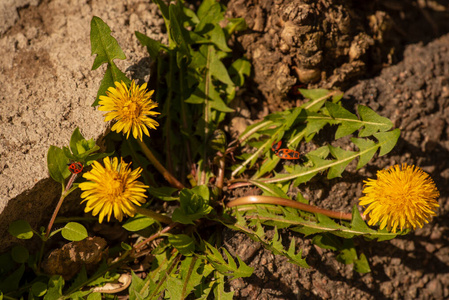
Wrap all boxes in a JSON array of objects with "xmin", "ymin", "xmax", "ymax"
[
  {"xmin": 0, "ymin": 0, "xmax": 165, "ymax": 250},
  {"xmin": 225, "ymin": 34, "xmax": 449, "ymax": 299},
  {"xmin": 2, "ymin": 0, "xmax": 449, "ymax": 299},
  {"xmin": 223, "ymin": 1, "xmax": 449, "ymax": 299}
]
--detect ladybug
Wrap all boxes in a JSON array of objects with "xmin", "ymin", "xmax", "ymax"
[
  {"xmin": 271, "ymin": 141, "xmax": 301, "ymax": 160},
  {"xmin": 68, "ymin": 162, "xmax": 83, "ymax": 174}
]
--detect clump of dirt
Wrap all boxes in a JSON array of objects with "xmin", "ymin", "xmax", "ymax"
[{"xmin": 226, "ymin": 0, "xmax": 449, "ymax": 112}]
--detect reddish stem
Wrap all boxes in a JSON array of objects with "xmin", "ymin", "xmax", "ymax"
[
  {"xmin": 227, "ymin": 195, "xmax": 364, "ymax": 221},
  {"xmin": 45, "ymin": 173, "xmax": 78, "ymax": 238},
  {"xmin": 138, "ymin": 140, "xmax": 185, "ymax": 190}
]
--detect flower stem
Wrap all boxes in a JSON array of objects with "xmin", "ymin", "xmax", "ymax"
[
  {"xmin": 137, "ymin": 140, "xmax": 185, "ymax": 190},
  {"xmin": 227, "ymin": 195, "xmax": 363, "ymax": 221},
  {"xmin": 216, "ymin": 153, "xmax": 225, "ymax": 192},
  {"xmin": 126, "ymin": 139, "xmax": 156, "ymax": 187},
  {"xmin": 39, "ymin": 173, "xmax": 78, "ymax": 271},
  {"xmin": 45, "ymin": 173, "xmax": 78, "ymax": 239},
  {"xmin": 135, "ymin": 206, "xmax": 173, "ymax": 225}
]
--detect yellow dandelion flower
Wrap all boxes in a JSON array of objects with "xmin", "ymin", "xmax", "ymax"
[
  {"xmin": 79, "ymin": 157, "xmax": 149, "ymax": 223},
  {"xmin": 359, "ymin": 163, "xmax": 439, "ymax": 233},
  {"xmin": 99, "ymin": 80, "xmax": 160, "ymax": 141}
]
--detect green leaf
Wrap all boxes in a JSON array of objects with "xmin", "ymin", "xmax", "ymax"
[
  {"xmin": 167, "ymin": 234, "xmax": 195, "ymax": 256},
  {"xmin": 11, "ymin": 245, "xmax": 29, "ymax": 264},
  {"xmin": 314, "ymin": 233, "xmax": 371, "ymax": 273},
  {"xmin": 169, "ymin": 4, "xmax": 190, "ymax": 59},
  {"xmin": 303, "ymin": 111, "xmax": 330, "ymax": 141},
  {"xmin": 135, "ymin": 31, "xmax": 167, "ymax": 59},
  {"xmin": 374, "ymin": 128, "xmax": 401, "ymax": 156},
  {"xmin": 203, "ymin": 242, "xmax": 253, "ymax": 279},
  {"xmin": 191, "ymin": 185, "xmax": 210, "ymax": 201},
  {"xmin": 325, "ymin": 102, "xmax": 360, "ymax": 139},
  {"xmin": 323, "ymin": 103, "xmax": 394, "ymax": 140},
  {"xmin": 121, "ymin": 242, "xmax": 133, "ymax": 251},
  {"xmin": 262, "ymin": 127, "xmax": 395, "ymax": 185},
  {"xmin": 249, "ymin": 180, "xmax": 289, "ymax": 198},
  {"xmin": 182, "ymin": 4, "xmax": 200, "ymax": 25},
  {"xmin": 166, "ymin": 277, "xmax": 184, "ymax": 300},
  {"xmin": 234, "ymin": 108, "xmax": 305, "ymax": 177},
  {"xmin": 185, "ymin": 76, "xmax": 234, "ymax": 113},
  {"xmin": 286, "ymin": 238, "xmax": 307, "ymax": 267},
  {"xmin": 351, "ymin": 137, "xmax": 378, "ymax": 170},
  {"xmin": 47, "ymin": 145, "xmax": 70, "ymax": 184},
  {"xmin": 86, "ymin": 292, "xmax": 102, "ymax": 300},
  {"xmin": 205, "ymin": 24, "xmax": 231, "ymax": 52},
  {"xmin": 67, "ymin": 266, "xmax": 88, "ymax": 297},
  {"xmin": 226, "ymin": 214, "xmax": 309, "ymax": 267},
  {"xmin": 224, "ymin": 18, "xmax": 248, "ymax": 36},
  {"xmin": 210, "ymin": 276, "xmax": 233, "ymax": 300},
  {"xmin": 185, "ymin": 85, "xmax": 206, "ymax": 104},
  {"xmin": 172, "ymin": 185, "xmax": 213, "ymax": 224},
  {"xmin": 90, "ymin": 16, "xmax": 129, "ymax": 106},
  {"xmin": 122, "ymin": 214, "xmax": 155, "ymax": 232},
  {"xmin": 90, "ymin": 16, "xmax": 126, "ymax": 70},
  {"xmin": 316, "ymin": 213, "xmax": 347, "ymax": 230},
  {"xmin": 66, "ymin": 137, "xmax": 99, "ymax": 163},
  {"xmin": 358, "ymin": 105, "xmax": 393, "ymax": 137},
  {"xmin": 208, "ymin": 89, "xmax": 234, "ymax": 112},
  {"xmin": 354, "ymin": 252, "xmax": 371, "ymax": 273},
  {"xmin": 44, "ymin": 276, "xmax": 64, "ymax": 300},
  {"xmin": 336, "ymin": 239, "xmax": 358, "ymax": 265},
  {"xmin": 327, "ymin": 145, "xmax": 356, "ymax": 179},
  {"xmin": 289, "ymin": 154, "xmax": 329, "ymax": 186},
  {"xmin": 61, "ymin": 222, "xmax": 88, "ymax": 241},
  {"xmin": 208, "ymin": 47, "xmax": 234, "ymax": 87},
  {"xmin": 166, "ymin": 256, "xmax": 207, "ymax": 299},
  {"xmin": 229, "ymin": 58, "xmax": 251, "ymax": 86},
  {"xmin": 300, "ymin": 89, "xmax": 338, "ymax": 112},
  {"xmin": 254, "ymin": 156, "xmax": 281, "ymax": 179},
  {"xmin": 210, "ymin": 129, "xmax": 227, "ymax": 153},
  {"xmin": 69, "ymin": 128, "xmax": 85, "ymax": 155},
  {"xmin": 195, "ymin": 0, "xmax": 223, "ymax": 33},
  {"xmin": 299, "ymin": 89, "xmax": 332, "ymax": 101},
  {"xmin": 350, "ymin": 205, "xmax": 373, "ymax": 232},
  {"xmin": 190, "ymin": 42, "xmax": 208, "ymax": 68},
  {"xmin": 86, "ymin": 268, "xmax": 120, "ymax": 289},
  {"xmin": 0, "ymin": 264, "xmax": 25, "ymax": 293},
  {"xmin": 0, "ymin": 253, "xmax": 15, "ymax": 275},
  {"xmin": 92, "ymin": 63, "xmax": 130, "ymax": 106},
  {"xmin": 246, "ymin": 204, "xmax": 386, "ymax": 239},
  {"xmin": 67, "ymin": 290, "xmax": 92, "ymax": 300},
  {"xmin": 64, "ymin": 133, "xmax": 99, "ymax": 162},
  {"xmin": 129, "ymin": 270, "xmax": 150, "ymax": 299},
  {"xmin": 152, "ymin": 0, "xmax": 169, "ymax": 21},
  {"xmin": 212, "ymin": 274, "xmax": 234, "ymax": 300},
  {"xmin": 31, "ymin": 282, "xmax": 48, "ymax": 297},
  {"xmin": 188, "ymin": 30, "xmax": 211, "ymax": 45},
  {"xmin": 312, "ymin": 234, "xmax": 341, "ymax": 251},
  {"xmin": 8, "ymin": 220, "xmax": 33, "ymax": 239}
]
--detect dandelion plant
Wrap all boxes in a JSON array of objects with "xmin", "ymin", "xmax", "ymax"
[{"xmin": 3, "ymin": 0, "xmax": 440, "ymax": 299}]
